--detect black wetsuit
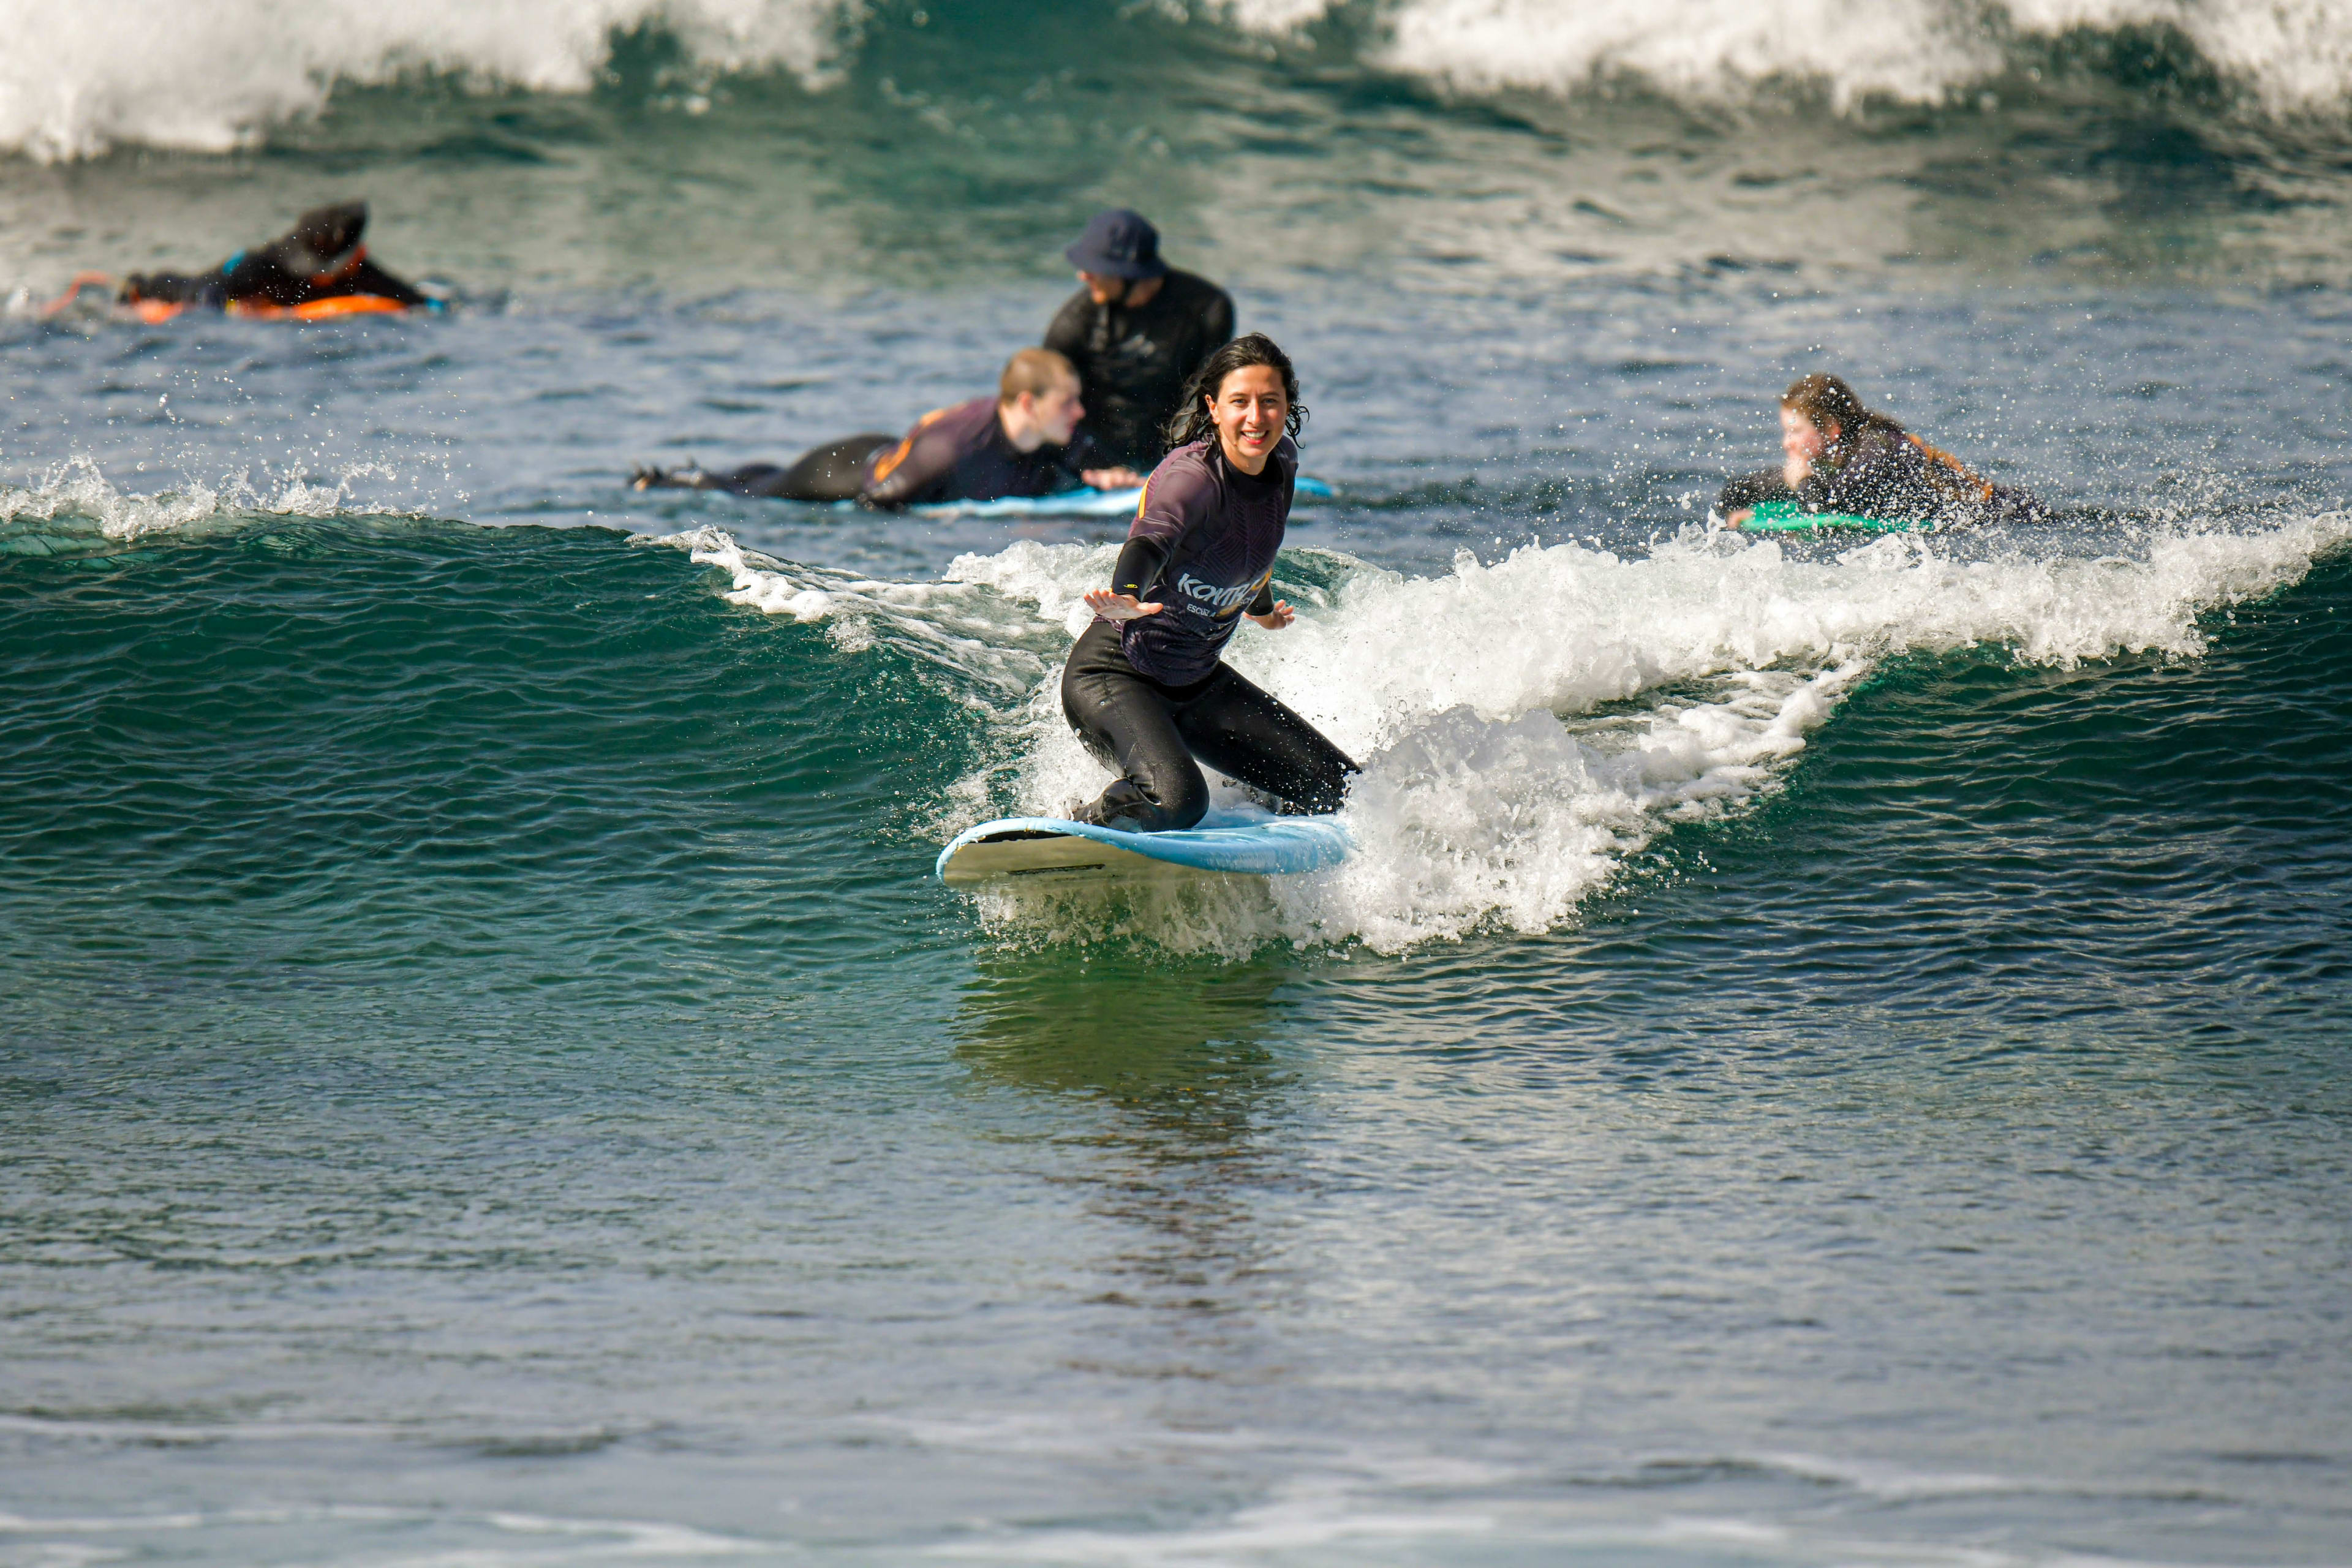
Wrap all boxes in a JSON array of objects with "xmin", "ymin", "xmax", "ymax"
[
  {"xmin": 123, "ymin": 244, "xmax": 428, "ymax": 311},
  {"xmin": 639, "ymin": 398, "xmax": 1097, "ymax": 508},
  {"xmin": 1043, "ymin": 270, "xmax": 1235, "ymax": 472},
  {"xmin": 1060, "ymin": 435, "xmax": 1356, "ymax": 832},
  {"xmin": 1719, "ymin": 419, "xmax": 2045, "ymax": 526},
  {"xmin": 639, "ymin": 435, "xmax": 901, "ymax": 502}
]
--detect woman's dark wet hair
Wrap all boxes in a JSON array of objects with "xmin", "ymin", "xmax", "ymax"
[{"xmin": 1166, "ymin": 333, "xmax": 1309, "ymax": 450}]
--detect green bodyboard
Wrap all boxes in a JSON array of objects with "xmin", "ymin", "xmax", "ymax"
[{"xmin": 1741, "ymin": 499, "xmax": 1935, "ymax": 534}]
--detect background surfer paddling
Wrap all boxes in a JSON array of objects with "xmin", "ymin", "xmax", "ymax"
[
  {"xmin": 102, "ymin": 202, "xmax": 433, "ymax": 319},
  {"xmin": 1717, "ymin": 374, "xmax": 2045, "ymax": 530},
  {"xmin": 633, "ymin": 348, "xmax": 1140, "ymax": 507},
  {"xmin": 1063, "ymin": 334, "xmax": 1355, "ymax": 832}
]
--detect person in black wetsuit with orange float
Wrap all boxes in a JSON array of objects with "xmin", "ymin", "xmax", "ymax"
[
  {"xmin": 631, "ymin": 349, "xmax": 1142, "ymax": 508},
  {"xmin": 1716, "ymin": 373, "xmax": 2044, "ymax": 529},
  {"xmin": 1063, "ymin": 333, "xmax": 1355, "ymax": 832},
  {"xmin": 1044, "ymin": 209, "xmax": 1235, "ymax": 473},
  {"xmin": 86, "ymin": 202, "xmax": 436, "ymax": 321}
]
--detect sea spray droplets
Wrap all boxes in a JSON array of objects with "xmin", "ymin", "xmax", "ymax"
[
  {"xmin": 695, "ymin": 514, "xmax": 2352, "ymax": 954},
  {"xmin": 0, "ymin": 454, "xmax": 417, "ymax": 546},
  {"xmin": 1278, "ymin": 666, "xmax": 1856, "ymax": 951},
  {"xmin": 650, "ymin": 526, "xmax": 1061, "ymax": 698}
]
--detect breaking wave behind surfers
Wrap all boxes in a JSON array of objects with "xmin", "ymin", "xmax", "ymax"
[{"xmin": 6, "ymin": 0, "xmax": 2350, "ymax": 161}]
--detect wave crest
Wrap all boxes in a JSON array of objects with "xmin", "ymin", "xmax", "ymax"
[
  {"xmin": 7, "ymin": 0, "xmax": 2348, "ymax": 163},
  {"xmin": 0, "ymin": 0, "xmax": 852, "ymax": 162},
  {"xmin": 698, "ymin": 515, "xmax": 2352, "ymax": 955},
  {"xmin": 1235, "ymin": 0, "xmax": 2352, "ymax": 117}
]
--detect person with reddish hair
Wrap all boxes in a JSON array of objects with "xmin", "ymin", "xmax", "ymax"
[{"xmin": 1717, "ymin": 374, "xmax": 2044, "ymax": 529}]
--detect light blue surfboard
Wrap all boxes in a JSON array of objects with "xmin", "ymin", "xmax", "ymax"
[
  {"xmin": 937, "ymin": 807, "xmax": 1352, "ymax": 883},
  {"xmin": 911, "ymin": 475, "xmax": 1333, "ymax": 519}
]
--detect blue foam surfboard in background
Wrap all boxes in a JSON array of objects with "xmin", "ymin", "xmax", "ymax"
[
  {"xmin": 937, "ymin": 805, "xmax": 1352, "ymax": 883},
  {"xmin": 911, "ymin": 475, "xmax": 1334, "ymax": 519}
]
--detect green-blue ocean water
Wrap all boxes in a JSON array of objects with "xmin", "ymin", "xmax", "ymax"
[{"xmin": 5, "ymin": 1, "xmax": 2352, "ymax": 1562}]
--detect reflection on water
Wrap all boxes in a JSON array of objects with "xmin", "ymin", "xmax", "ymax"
[{"xmin": 957, "ymin": 947, "xmax": 1303, "ymax": 1319}]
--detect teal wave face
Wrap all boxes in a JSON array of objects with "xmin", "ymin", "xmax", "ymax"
[
  {"xmin": 0, "ymin": 519, "xmax": 995, "ymax": 1042},
  {"xmin": 7, "ymin": 516, "xmax": 2348, "ymax": 998}
]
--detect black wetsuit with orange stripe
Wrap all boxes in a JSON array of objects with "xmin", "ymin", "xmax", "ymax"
[
  {"xmin": 633, "ymin": 398, "xmax": 1099, "ymax": 508},
  {"xmin": 1718, "ymin": 418, "xmax": 2045, "ymax": 525},
  {"xmin": 858, "ymin": 398, "xmax": 1099, "ymax": 508}
]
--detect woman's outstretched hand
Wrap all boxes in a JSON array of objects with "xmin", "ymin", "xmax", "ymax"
[
  {"xmin": 1248, "ymin": 600, "xmax": 1295, "ymax": 630},
  {"xmin": 1084, "ymin": 589, "xmax": 1163, "ymax": 622}
]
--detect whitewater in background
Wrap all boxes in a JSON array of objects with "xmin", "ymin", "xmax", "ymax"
[
  {"xmin": 3, "ymin": 1, "xmax": 2350, "ymax": 1565},
  {"xmin": 7, "ymin": 0, "xmax": 2352, "ymax": 160}
]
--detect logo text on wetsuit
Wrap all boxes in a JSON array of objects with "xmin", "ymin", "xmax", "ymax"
[{"xmin": 1172, "ymin": 570, "xmax": 1261, "ymax": 616}]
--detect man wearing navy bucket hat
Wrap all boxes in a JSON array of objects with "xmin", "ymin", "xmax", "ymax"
[{"xmin": 1043, "ymin": 209, "xmax": 1235, "ymax": 472}]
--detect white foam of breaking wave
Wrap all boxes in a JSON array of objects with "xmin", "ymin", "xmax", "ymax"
[
  {"xmin": 0, "ymin": 454, "xmax": 390, "ymax": 540},
  {"xmin": 0, "ymin": 0, "xmax": 852, "ymax": 162},
  {"xmin": 706, "ymin": 516, "xmax": 2350, "ymax": 954},
  {"xmin": 0, "ymin": 1503, "xmax": 756, "ymax": 1563},
  {"xmin": 647, "ymin": 526, "xmax": 1069, "ymax": 700},
  {"xmin": 1223, "ymin": 0, "xmax": 2352, "ymax": 117}
]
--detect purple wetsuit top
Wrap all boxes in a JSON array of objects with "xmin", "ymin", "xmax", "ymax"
[
  {"xmin": 1115, "ymin": 435, "xmax": 1297, "ymax": 687},
  {"xmin": 859, "ymin": 396, "xmax": 1095, "ymax": 508}
]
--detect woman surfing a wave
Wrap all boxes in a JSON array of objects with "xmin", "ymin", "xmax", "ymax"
[{"xmin": 1062, "ymin": 334, "xmax": 1356, "ymax": 832}]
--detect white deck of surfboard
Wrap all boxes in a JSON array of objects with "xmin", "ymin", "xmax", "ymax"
[{"xmin": 937, "ymin": 807, "xmax": 1352, "ymax": 883}]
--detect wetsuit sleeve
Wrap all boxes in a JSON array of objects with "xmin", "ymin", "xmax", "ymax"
[
  {"xmin": 119, "ymin": 271, "xmax": 227, "ymax": 307},
  {"xmin": 1985, "ymin": 481, "xmax": 2048, "ymax": 524},
  {"xmin": 859, "ymin": 411, "xmax": 960, "ymax": 510},
  {"xmin": 1110, "ymin": 536, "xmax": 1167, "ymax": 598},
  {"xmin": 1198, "ymin": 287, "xmax": 1235, "ymax": 364},
  {"xmin": 344, "ymin": 258, "xmax": 429, "ymax": 306},
  {"xmin": 1247, "ymin": 581, "xmax": 1276, "ymax": 616},
  {"xmin": 1036, "ymin": 429, "xmax": 1096, "ymax": 488},
  {"xmin": 1818, "ymin": 428, "xmax": 1941, "ymax": 520},
  {"xmin": 1042, "ymin": 293, "xmax": 1090, "ymax": 360},
  {"xmin": 1129, "ymin": 459, "xmax": 1209, "ymax": 552},
  {"xmin": 1717, "ymin": 469, "xmax": 1792, "ymax": 513},
  {"xmin": 1172, "ymin": 284, "xmax": 1235, "ymax": 398},
  {"xmin": 220, "ymin": 247, "xmax": 306, "ymax": 308}
]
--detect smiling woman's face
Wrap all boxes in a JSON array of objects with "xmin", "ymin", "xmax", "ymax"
[{"xmin": 1210, "ymin": 365, "xmax": 1287, "ymax": 475}]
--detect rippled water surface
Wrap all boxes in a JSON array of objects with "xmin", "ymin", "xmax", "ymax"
[{"xmin": 4, "ymin": 2, "xmax": 2351, "ymax": 1564}]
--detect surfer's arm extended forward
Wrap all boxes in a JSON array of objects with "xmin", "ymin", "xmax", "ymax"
[{"xmin": 1082, "ymin": 535, "xmax": 1169, "ymax": 620}]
